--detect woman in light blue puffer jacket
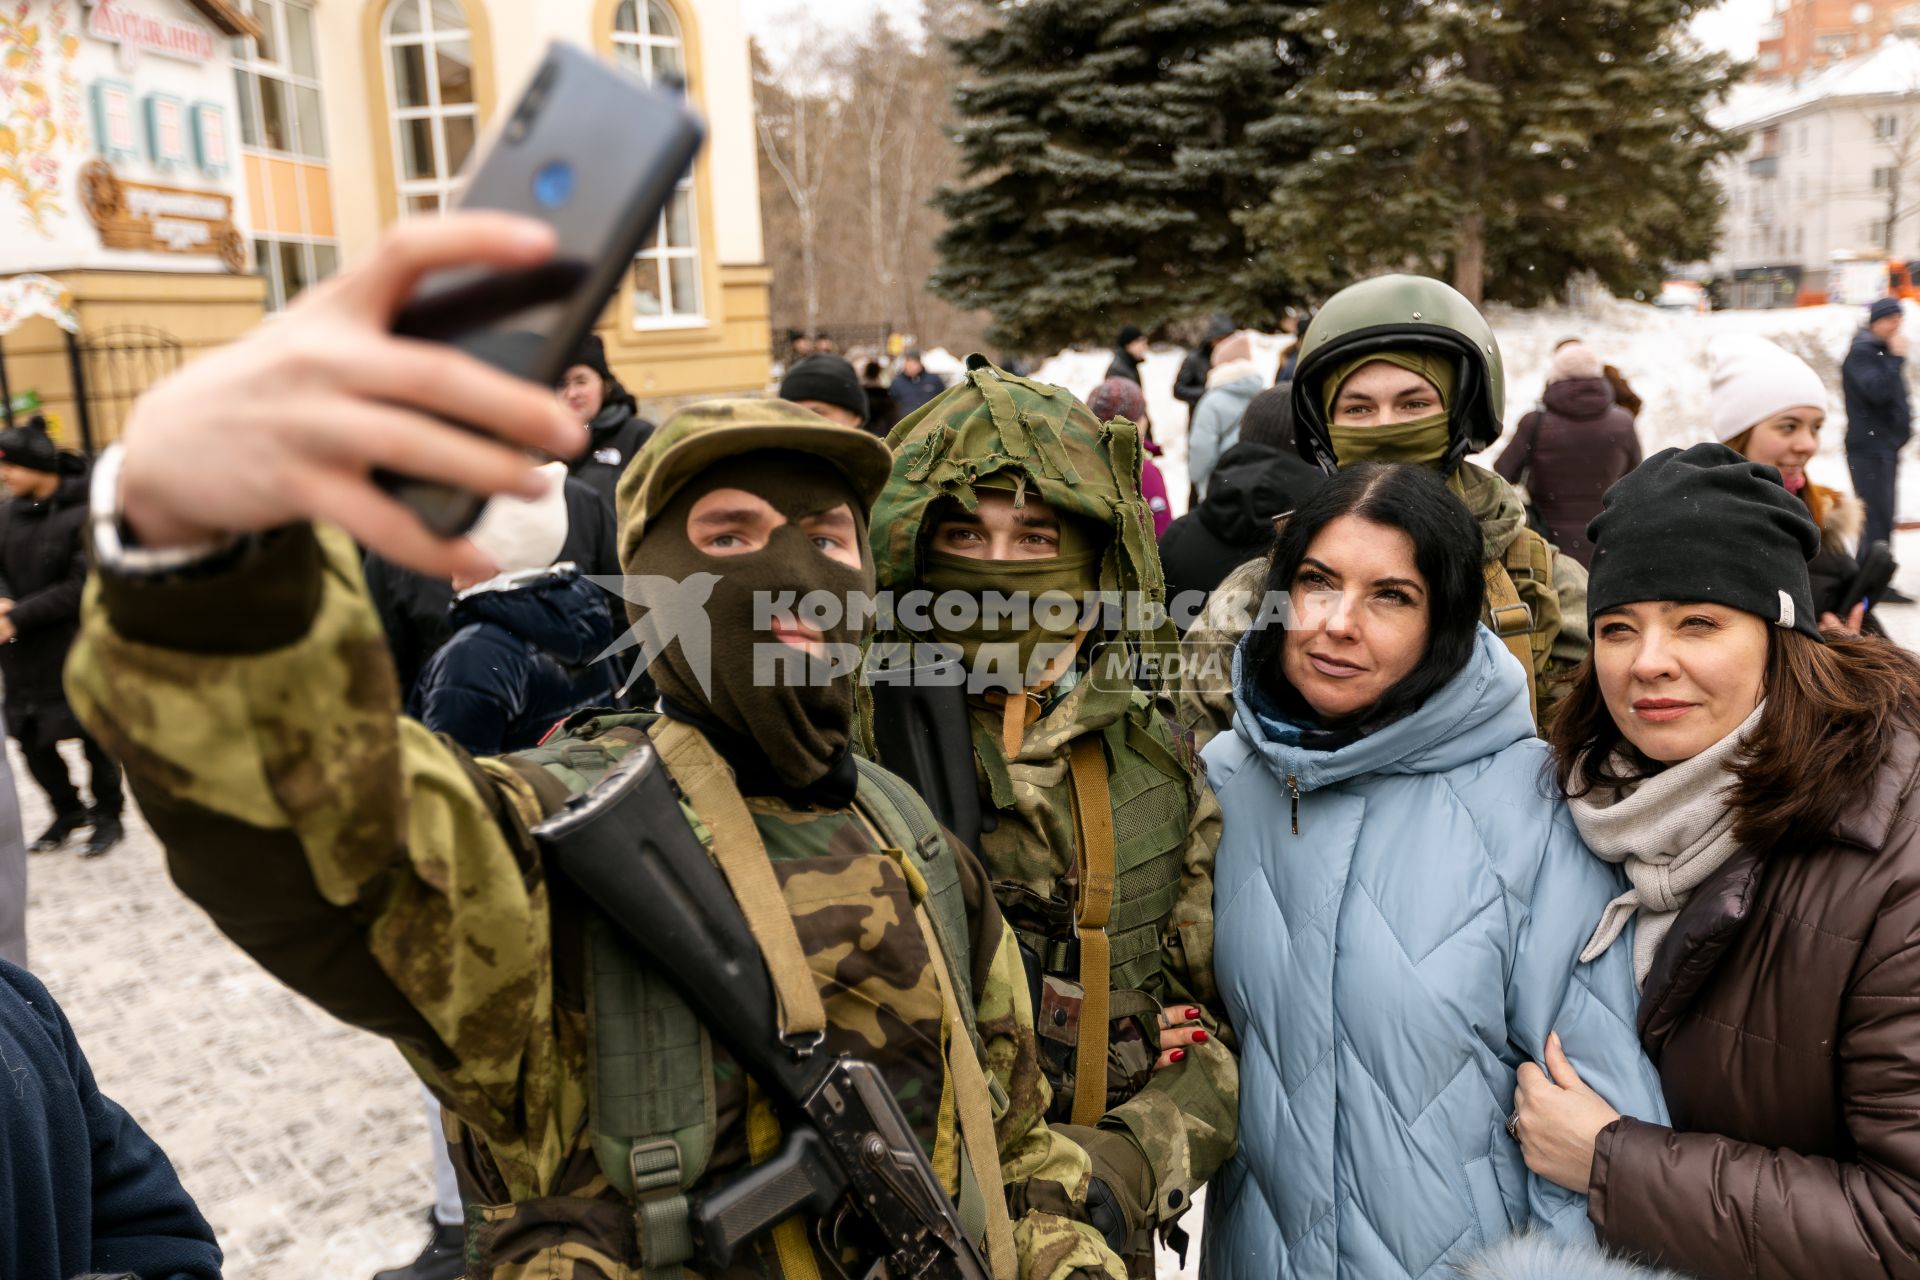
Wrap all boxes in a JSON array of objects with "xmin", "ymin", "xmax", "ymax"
[{"xmin": 1200, "ymin": 464, "xmax": 1668, "ymax": 1280}]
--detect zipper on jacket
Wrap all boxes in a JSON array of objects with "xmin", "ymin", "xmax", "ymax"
[{"xmin": 1286, "ymin": 774, "xmax": 1300, "ymax": 834}]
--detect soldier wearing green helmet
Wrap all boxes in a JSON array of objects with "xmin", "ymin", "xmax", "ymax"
[
  {"xmin": 867, "ymin": 356, "xmax": 1239, "ymax": 1275},
  {"xmin": 1290, "ymin": 275, "xmax": 1589, "ymax": 722}
]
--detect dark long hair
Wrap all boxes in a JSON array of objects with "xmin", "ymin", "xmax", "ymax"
[
  {"xmin": 1548, "ymin": 627, "xmax": 1920, "ymax": 850},
  {"xmin": 1245, "ymin": 463, "xmax": 1485, "ymax": 736}
]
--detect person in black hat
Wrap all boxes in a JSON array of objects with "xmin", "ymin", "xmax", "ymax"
[
  {"xmin": 1520, "ymin": 440, "xmax": 1920, "ymax": 1280},
  {"xmin": 1842, "ymin": 296, "xmax": 1911, "ymax": 598},
  {"xmin": 556, "ymin": 332, "xmax": 654, "ymax": 512},
  {"xmin": 0, "ymin": 417, "xmax": 121, "ymax": 856},
  {"xmin": 778, "ymin": 352, "xmax": 869, "ymax": 429},
  {"xmin": 1105, "ymin": 324, "xmax": 1150, "ymax": 386}
]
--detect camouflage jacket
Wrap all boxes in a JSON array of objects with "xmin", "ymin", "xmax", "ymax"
[
  {"xmin": 961, "ymin": 662, "xmax": 1233, "ymax": 1244},
  {"xmin": 67, "ymin": 522, "xmax": 1123, "ymax": 1280}
]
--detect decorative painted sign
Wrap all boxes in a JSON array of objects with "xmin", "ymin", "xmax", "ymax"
[
  {"xmin": 84, "ymin": 0, "xmax": 218, "ymax": 68},
  {"xmin": 0, "ymin": 275, "xmax": 80, "ymax": 337},
  {"xmin": 78, "ymin": 160, "xmax": 246, "ymax": 272}
]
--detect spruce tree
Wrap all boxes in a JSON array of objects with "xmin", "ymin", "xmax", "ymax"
[
  {"xmin": 933, "ymin": 1, "xmax": 1317, "ymax": 352},
  {"xmin": 1247, "ymin": 0, "xmax": 1742, "ymax": 307}
]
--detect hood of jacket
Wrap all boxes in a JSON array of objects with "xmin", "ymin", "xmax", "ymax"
[
  {"xmin": 1206, "ymin": 361, "xmax": 1265, "ymax": 395},
  {"xmin": 1230, "ymin": 623, "xmax": 1535, "ymax": 794},
  {"xmin": 1451, "ymin": 460, "xmax": 1526, "ymax": 562},
  {"xmin": 1541, "ymin": 376, "xmax": 1616, "ymax": 421},
  {"xmin": 449, "ymin": 568, "xmax": 613, "ymax": 666},
  {"xmin": 1195, "ymin": 442, "xmax": 1323, "ymax": 546}
]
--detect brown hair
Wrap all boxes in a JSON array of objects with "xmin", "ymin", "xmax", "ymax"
[{"xmin": 1548, "ymin": 627, "xmax": 1920, "ymax": 850}]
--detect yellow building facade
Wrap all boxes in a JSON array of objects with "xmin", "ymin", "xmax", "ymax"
[{"xmin": 0, "ymin": 0, "xmax": 771, "ymax": 447}]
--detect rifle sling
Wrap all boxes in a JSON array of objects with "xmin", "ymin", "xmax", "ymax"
[{"xmin": 1067, "ymin": 735, "xmax": 1116, "ymax": 1130}]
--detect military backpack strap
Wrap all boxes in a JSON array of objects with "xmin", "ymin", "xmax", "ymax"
[
  {"xmin": 647, "ymin": 718, "xmax": 828, "ymax": 1044},
  {"xmin": 1065, "ymin": 735, "xmax": 1117, "ymax": 1129},
  {"xmin": 1481, "ymin": 557, "xmax": 1538, "ymax": 723},
  {"xmin": 851, "ymin": 756, "xmax": 976, "ymax": 1026}
]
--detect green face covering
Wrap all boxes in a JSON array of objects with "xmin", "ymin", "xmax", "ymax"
[
  {"xmin": 636, "ymin": 452, "xmax": 874, "ymax": 789},
  {"xmin": 917, "ymin": 489, "xmax": 1104, "ymax": 688},
  {"xmin": 1322, "ymin": 349, "xmax": 1457, "ymax": 470}
]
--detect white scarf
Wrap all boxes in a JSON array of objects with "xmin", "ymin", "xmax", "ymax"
[{"xmin": 1570, "ymin": 703, "xmax": 1763, "ymax": 988}]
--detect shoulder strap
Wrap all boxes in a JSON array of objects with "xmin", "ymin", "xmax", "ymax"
[
  {"xmin": 1065, "ymin": 735, "xmax": 1117, "ymax": 1129},
  {"xmin": 1482, "ymin": 558, "xmax": 1539, "ymax": 723},
  {"xmin": 851, "ymin": 756, "xmax": 977, "ymax": 1033}
]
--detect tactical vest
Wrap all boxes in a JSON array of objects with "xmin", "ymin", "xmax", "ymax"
[
  {"xmin": 1481, "ymin": 525, "xmax": 1561, "ymax": 725},
  {"xmin": 973, "ymin": 696, "xmax": 1198, "ymax": 1125},
  {"xmin": 510, "ymin": 710, "xmax": 981, "ymax": 1278}
]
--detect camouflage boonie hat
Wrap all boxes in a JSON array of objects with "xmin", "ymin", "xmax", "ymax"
[
  {"xmin": 614, "ymin": 398, "xmax": 894, "ymax": 572},
  {"xmin": 872, "ymin": 354, "xmax": 1171, "ymax": 653}
]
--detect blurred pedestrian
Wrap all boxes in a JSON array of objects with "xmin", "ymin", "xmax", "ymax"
[
  {"xmin": 1187, "ymin": 331, "xmax": 1264, "ymax": 498},
  {"xmin": 556, "ymin": 334, "xmax": 654, "ymax": 511},
  {"xmin": 1842, "ymin": 298, "xmax": 1912, "ymax": 599},
  {"xmin": 1106, "ymin": 324, "xmax": 1150, "ymax": 385},
  {"xmin": 1553, "ymin": 335, "xmax": 1643, "ymax": 420},
  {"xmin": 779, "ymin": 353, "xmax": 869, "ymax": 430},
  {"xmin": 889, "ymin": 348, "xmax": 947, "ymax": 418},
  {"xmin": 1494, "ymin": 341, "xmax": 1641, "ymax": 568},
  {"xmin": 1086, "ymin": 375, "xmax": 1172, "ymax": 536},
  {"xmin": 861, "ymin": 359, "xmax": 899, "ymax": 437},
  {"xmin": 1174, "ymin": 314, "xmax": 1236, "ymax": 413},
  {"xmin": 0, "ymin": 419, "xmax": 120, "ymax": 858},
  {"xmin": 1, "ymin": 958, "xmax": 222, "ymax": 1280}
]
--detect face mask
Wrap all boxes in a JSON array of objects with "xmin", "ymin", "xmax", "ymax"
[
  {"xmin": 635, "ymin": 452, "xmax": 873, "ymax": 790},
  {"xmin": 920, "ymin": 549, "xmax": 1102, "ymax": 687},
  {"xmin": 1329, "ymin": 411, "xmax": 1453, "ymax": 469}
]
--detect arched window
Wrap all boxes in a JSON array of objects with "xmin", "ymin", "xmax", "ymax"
[
  {"xmin": 614, "ymin": 0, "xmax": 702, "ymax": 323},
  {"xmin": 381, "ymin": 0, "xmax": 477, "ymax": 215}
]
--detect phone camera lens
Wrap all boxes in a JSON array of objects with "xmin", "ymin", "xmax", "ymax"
[{"xmin": 533, "ymin": 161, "xmax": 575, "ymax": 209}]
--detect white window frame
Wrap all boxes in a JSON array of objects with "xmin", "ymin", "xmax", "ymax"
[
  {"xmin": 252, "ymin": 234, "xmax": 340, "ymax": 311},
  {"xmin": 615, "ymin": 0, "xmax": 704, "ymax": 329},
  {"xmin": 381, "ymin": 0, "xmax": 479, "ymax": 217},
  {"xmin": 231, "ymin": 0, "xmax": 327, "ymax": 161}
]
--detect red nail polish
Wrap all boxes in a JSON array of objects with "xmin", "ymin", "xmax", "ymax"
[
  {"xmin": 1185, "ymin": 1007, "xmax": 1200, "ymax": 1020},
  {"xmin": 1169, "ymin": 1049, "xmax": 1186, "ymax": 1063},
  {"xmin": 1192, "ymin": 1029, "xmax": 1209, "ymax": 1043}
]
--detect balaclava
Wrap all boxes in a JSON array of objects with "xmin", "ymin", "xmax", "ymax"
[
  {"xmin": 635, "ymin": 450, "xmax": 875, "ymax": 789},
  {"xmin": 1322, "ymin": 349, "xmax": 1457, "ymax": 469},
  {"xmin": 916, "ymin": 472, "xmax": 1106, "ymax": 693}
]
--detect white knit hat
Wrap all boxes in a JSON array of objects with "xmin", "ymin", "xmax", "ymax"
[
  {"xmin": 1546, "ymin": 342, "xmax": 1605, "ymax": 384},
  {"xmin": 466, "ymin": 460, "xmax": 570, "ymax": 575},
  {"xmin": 1707, "ymin": 334, "xmax": 1828, "ymax": 443}
]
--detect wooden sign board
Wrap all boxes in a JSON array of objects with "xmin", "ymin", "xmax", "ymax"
[{"xmin": 78, "ymin": 159, "xmax": 246, "ymax": 273}]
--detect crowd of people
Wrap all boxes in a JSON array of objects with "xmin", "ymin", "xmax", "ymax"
[{"xmin": 5, "ymin": 209, "xmax": 1920, "ymax": 1280}]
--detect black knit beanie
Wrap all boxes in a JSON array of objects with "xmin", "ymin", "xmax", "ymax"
[
  {"xmin": 1116, "ymin": 325, "xmax": 1145, "ymax": 348},
  {"xmin": 779, "ymin": 354, "xmax": 868, "ymax": 422},
  {"xmin": 1586, "ymin": 443, "xmax": 1823, "ymax": 640},
  {"xmin": 569, "ymin": 333, "xmax": 614, "ymax": 383},
  {"xmin": 0, "ymin": 417, "xmax": 59, "ymax": 473}
]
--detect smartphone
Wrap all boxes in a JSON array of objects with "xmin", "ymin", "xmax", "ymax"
[{"xmin": 382, "ymin": 42, "xmax": 705, "ymax": 536}]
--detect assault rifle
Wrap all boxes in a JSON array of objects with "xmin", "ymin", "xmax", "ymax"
[{"xmin": 534, "ymin": 743, "xmax": 992, "ymax": 1280}]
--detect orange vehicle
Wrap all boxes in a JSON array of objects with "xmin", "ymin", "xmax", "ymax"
[{"xmin": 1804, "ymin": 254, "xmax": 1920, "ymax": 306}]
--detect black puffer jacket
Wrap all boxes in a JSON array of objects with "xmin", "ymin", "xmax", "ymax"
[
  {"xmin": 0, "ymin": 455, "xmax": 90, "ymax": 724},
  {"xmin": 1158, "ymin": 441, "xmax": 1325, "ymax": 612},
  {"xmin": 409, "ymin": 568, "xmax": 619, "ymax": 755},
  {"xmin": 568, "ymin": 395, "xmax": 655, "ymax": 511}
]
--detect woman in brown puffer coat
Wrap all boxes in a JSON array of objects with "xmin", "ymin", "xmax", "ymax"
[{"xmin": 1512, "ymin": 442, "xmax": 1920, "ymax": 1280}]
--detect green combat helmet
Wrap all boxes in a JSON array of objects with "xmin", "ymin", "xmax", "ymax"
[
  {"xmin": 1290, "ymin": 273, "xmax": 1507, "ymax": 475},
  {"xmin": 872, "ymin": 354, "xmax": 1175, "ymax": 667}
]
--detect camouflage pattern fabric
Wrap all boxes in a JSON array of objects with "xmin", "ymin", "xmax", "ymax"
[
  {"xmin": 869, "ymin": 360, "xmax": 1238, "ymax": 1272},
  {"xmin": 1171, "ymin": 556, "xmax": 1269, "ymax": 751},
  {"xmin": 67, "ymin": 521, "xmax": 1122, "ymax": 1280}
]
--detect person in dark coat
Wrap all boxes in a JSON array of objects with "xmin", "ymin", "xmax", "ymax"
[
  {"xmin": 1520, "ymin": 443, "xmax": 1920, "ymax": 1279},
  {"xmin": 1157, "ymin": 385, "xmax": 1324, "ymax": 615},
  {"xmin": 1174, "ymin": 314, "xmax": 1236, "ymax": 413},
  {"xmin": 557, "ymin": 334, "xmax": 655, "ymax": 511},
  {"xmin": 0, "ymin": 421, "xmax": 121, "ymax": 857},
  {"xmin": 365, "ymin": 474, "xmax": 619, "ymax": 702},
  {"xmin": 1552, "ymin": 336, "xmax": 1643, "ymax": 420},
  {"xmin": 1842, "ymin": 300, "xmax": 1912, "ymax": 599},
  {"xmin": 860, "ymin": 360, "xmax": 899, "ymax": 437},
  {"xmin": 1493, "ymin": 342, "xmax": 1641, "ymax": 568},
  {"xmin": 888, "ymin": 349, "xmax": 946, "ymax": 419},
  {"xmin": 0, "ymin": 957, "xmax": 222, "ymax": 1280},
  {"xmin": 1105, "ymin": 324, "xmax": 1149, "ymax": 385}
]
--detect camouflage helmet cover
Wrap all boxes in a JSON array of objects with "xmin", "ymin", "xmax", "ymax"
[{"xmin": 871, "ymin": 355, "xmax": 1169, "ymax": 645}]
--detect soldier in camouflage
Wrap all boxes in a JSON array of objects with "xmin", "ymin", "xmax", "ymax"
[
  {"xmin": 65, "ymin": 216, "xmax": 1129, "ymax": 1280},
  {"xmin": 866, "ymin": 356, "xmax": 1238, "ymax": 1275}
]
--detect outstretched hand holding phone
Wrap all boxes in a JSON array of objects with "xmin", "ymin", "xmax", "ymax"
[{"xmin": 115, "ymin": 212, "xmax": 585, "ymax": 580}]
